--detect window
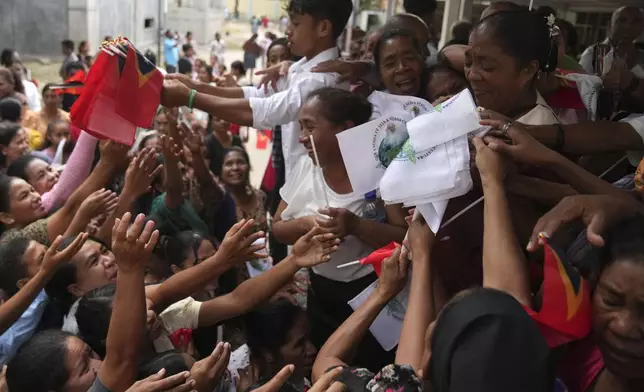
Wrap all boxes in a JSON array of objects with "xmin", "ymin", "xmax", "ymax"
[{"xmin": 144, "ymin": 18, "xmax": 155, "ymax": 29}]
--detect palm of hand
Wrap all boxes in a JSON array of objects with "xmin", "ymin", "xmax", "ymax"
[{"xmin": 292, "ymin": 237, "xmax": 328, "ymax": 267}]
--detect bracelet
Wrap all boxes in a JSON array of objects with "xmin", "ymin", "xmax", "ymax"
[
  {"xmin": 187, "ymin": 89, "xmax": 197, "ymax": 109},
  {"xmin": 553, "ymin": 123, "xmax": 565, "ymax": 152},
  {"xmin": 623, "ymin": 74, "xmax": 640, "ymax": 96}
]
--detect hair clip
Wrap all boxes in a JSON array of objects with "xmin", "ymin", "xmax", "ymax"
[{"xmin": 546, "ymin": 14, "xmax": 557, "ymax": 36}]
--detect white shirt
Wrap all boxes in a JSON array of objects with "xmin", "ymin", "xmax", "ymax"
[
  {"xmin": 280, "ymin": 155, "xmax": 375, "ymax": 282},
  {"xmin": 211, "ymin": 40, "xmax": 226, "ymax": 58},
  {"xmin": 623, "ymin": 114, "xmax": 644, "ymax": 166},
  {"xmin": 22, "ymin": 79, "xmax": 41, "ymax": 111},
  {"xmin": 153, "ymin": 297, "xmax": 203, "ymax": 353},
  {"xmin": 517, "ymin": 92, "xmax": 561, "ymax": 126},
  {"xmin": 242, "ymin": 47, "xmax": 350, "ymax": 175},
  {"xmin": 579, "ymin": 45, "xmax": 644, "ymax": 78}
]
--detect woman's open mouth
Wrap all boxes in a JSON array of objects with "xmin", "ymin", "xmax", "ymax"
[{"xmin": 396, "ymin": 78, "xmax": 416, "ymax": 92}]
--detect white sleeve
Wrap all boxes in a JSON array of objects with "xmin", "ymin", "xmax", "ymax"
[
  {"xmin": 242, "ymin": 85, "xmax": 270, "ymax": 99},
  {"xmin": 279, "ymin": 155, "xmax": 309, "ymax": 206},
  {"xmin": 159, "ymin": 297, "xmax": 203, "ymax": 331},
  {"xmin": 623, "ymin": 114, "xmax": 644, "ymax": 166},
  {"xmin": 248, "ymin": 76, "xmax": 332, "ymax": 130},
  {"xmin": 579, "ymin": 46, "xmax": 595, "ymax": 75}
]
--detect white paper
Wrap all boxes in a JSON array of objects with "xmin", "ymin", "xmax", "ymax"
[
  {"xmin": 336, "ymin": 116, "xmax": 409, "ymax": 194},
  {"xmin": 559, "ymin": 73, "xmax": 602, "ymax": 121},
  {"xmin": 406, "ymin": 89, "xmax": 482, "ymax": 151},
  {"xmin": 245, "ymin": 238, "xmax": 272, "ymax": 278},
  {"xmin": 369, "ymin": 91, "xmax": 434, "ymax": 120},
  {"xmin": 348, "ymin": 279, "xmax": 411, "ymax": 351}
]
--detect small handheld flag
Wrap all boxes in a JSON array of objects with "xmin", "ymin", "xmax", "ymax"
[
  {"xmin": 526, "ymin": 233, "xmax": 591, "ymax": 347},
  {"xmin": 70, "ymin": 37, "xmax": 163, "ymax": 146}
]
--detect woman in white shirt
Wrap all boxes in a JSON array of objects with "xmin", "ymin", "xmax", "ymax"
[{"xmin": 272, "ymin": 88, "xmax": 407, "ymax": 371}]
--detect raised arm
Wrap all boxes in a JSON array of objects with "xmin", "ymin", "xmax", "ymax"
[
  {"xmin": 196, "ymin": 228, "xmax": 338, "ymax": 327},
  {"xmin": 473, "ymin": 137, "xmax": 532, "ymax": 307},
  {"xmin": 0, "ymin": 234, "xmax": 87, "ymax": 335},
  {"xmin": 395, "ymin": 217, "xmax": 436, "ymax": 372},
  {"xmin": 162, "ymin": 76, "xmax": 330, "ymax": 130},
  {"xmin": 483, "ymin": 120, "xmax": 630, "ymax": 198},
  {"xmin": 166, "ymin": 73, "xmax": 245, "ymax": 98},
  {"xmin": 46, "ymin": 141, "xmax": 128, "ymax": 242},
  {"xmin": 312, "ymin": 248, "xmax": 408, "ymax": 382},
  {"xmin": 98, "ymin": 213, "xmax": 159, "ymax": 392},
  {"xmin": 272, "ymin": 201, "xmax": 318, "ymax": 245},
  {"xmin": 96, "ymin": 149, "xmax": 162, "ymax": 245},
  {"xmin": 41, "ymin": 131, "xmax": 99, "ymax": 212},
  {"xmin": 146, "ymin": 219, "xmax": 265, "ymax": 313}
]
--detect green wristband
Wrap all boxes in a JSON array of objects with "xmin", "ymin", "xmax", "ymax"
[{"xmin": 187, "ymin": 89, "xmax": 197, "ymax": 109}]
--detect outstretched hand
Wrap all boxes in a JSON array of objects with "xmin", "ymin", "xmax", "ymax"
[
  {"xmin": 255, "ymin": 61, "xmax": 292, "ymax": 93},
  {"xmin": 218, "ymin": 219, "xmax": 266, "ymax": 264},
  {"xmin": 126, "ymin": 369, "xmax": 194, "ymax": 392},
  {"xmin": 377, "ymin": 246, "xmax": 409, "ymax": 300},
  {"xmin": 189, "ymin": 342, "xmax": 231, "ymax": 392},
  {"xmin": 292, "ymin": 226, "xmax": 341, "ymax": 268},
  {"xmin": 478, "ymin": 118, "xmax": 558, "ymax": 167},
  {"xmin": 528, "ymin": 194, "xmax": 642, "ymax": 251},
  {"xmin": 41, "ymin": 233, "xmax": 89, "ymax": 276},
  {"xmin": 111, "ymin": 213, "xmax": 159, "ymax": 273}
]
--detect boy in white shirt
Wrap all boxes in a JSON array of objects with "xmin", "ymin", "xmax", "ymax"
[{"xmin": 162, "ymin": 0, "xmax": 354, "ymax": 176}]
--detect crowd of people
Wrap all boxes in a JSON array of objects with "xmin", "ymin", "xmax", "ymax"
[{"xmin": 0, "ymin": 0, "xmax": 643, "ymax": 391}]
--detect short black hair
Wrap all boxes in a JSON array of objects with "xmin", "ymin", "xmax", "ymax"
[
  {"xmin": 6, "ymin": 330, "xmax": 75, "ymax": 392},
  {"xmin": 306, "ymin": 87, "xmax": 373, "ymax": 127},
  {"xmin": 178, "ymin": 57, "xmax": 193, "ymax": 75},
  {"xmin": 0, "ymin": 97, "xmax": 22, "ymax": 122},
  {"xmin": 182, "ymin": 43, "xmax": 193, "ymax": 53},
  {"xmin": 0, "ymin": 233, "xmax": 31, "ymax": 296},
  {"xmin": 267, "ymin": 37, "xmax": 290, "ymax": 57},
  {"xmin": 0, "ymin": 121, "xmax": 22, "ymax": 168},
  {"xmin": 0, "ymin": 49, "xmax": 16, "ymax": 67},
  {"xmin": 6, "ymin": 154, "xmax": 42, "ymax": 180},
  {"xmin": 403, "ymin": 0, "xmax": 437, "ymax": 18},
  {"xmin": 77, "ymin": 283, "xmax": 116, "ymax": 357},
  {"xmin": 286, "ymin": 0, "xmax": 353, "ymax": 40},
  {"xmin": 61, "ymin": 39, "xmax": 75, "ymax": 51},
  {"xmin": 244, "ymin": 299, "xmax": 304, "ymax": 361},
  {"xmin": 231, "ymin": 60, "xmax": 246, "ymax": 76}
]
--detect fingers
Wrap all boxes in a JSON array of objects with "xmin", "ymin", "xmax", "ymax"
[
  {"xmin": 127, "ymin": 213, "xmax": 147, "ymax": 241},
  {"xmin": 145, "ymin": 230, "xmax": 160, "ymax": 253},
  {"xmin": 204, "ymin": 342, "xmax": 225, "ymax": 367},
  {"xmin": 148, "ymin": 370, "xmax": 193, "ymax": 392},
  {"xmin": 258, "ymin": 365, "xmax": 295, "ymax": 392},
  {"xmin": 113, "ymin": 212, "xmax": 132, "ymax": 244},
  {"xmin": 59, "ymin": 233, "xmax": 89, "ymax": 259},
  {"xmin": 309, "ymin": 367, "xmax": 343, "ymax": 392},
  {"xmin": 586, "ymin": 213, "xmax": 607, "ymax": 247},
  {"xmin": 471, "ymin": 136, "xmax": 486, "ymax": 152},
  {"xmin": 211, "ymin": 342, "xmax": 231, "ymax": 378},
  {"xmin": 225, "ymin": 219, "xmax": 246, "ymax": 238}
]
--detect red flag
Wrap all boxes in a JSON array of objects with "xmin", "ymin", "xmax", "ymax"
[
  {"xmin": 116, "ymin": 44, "xmax": 163, "ymax": 129},
  {"xmin": 70, "ymin": 38, "xmax": 162, "ymax": 146},
  {"xmin": 525, "ymin": 237, "xmax": 591, "ymax": 348},
  {"xmin": 359, "ymin": 242, "xmax": 400, "ymax": 276},
  {"xmin": 546, "ymin": 69, "xmax": 586, "ymax": 110},
  {"xmin": 70, "ymin": 48, "xmax": 136, "ymax": 145}
]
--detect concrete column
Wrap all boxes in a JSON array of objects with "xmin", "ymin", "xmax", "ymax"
[
  {"xmin": 386, "ymin": 0, "xmax": 397, "ymax": 20},
  {"xmin": 68, "ymin": 0, "xmax": 100, "ymax": 50},
  {"xmin": 439, "ymin": 0, "xmax": 461, "ymax": 48},
  {"xmin": 459, "ymin": 0, "xmax": 472, "ymax": 21}
]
